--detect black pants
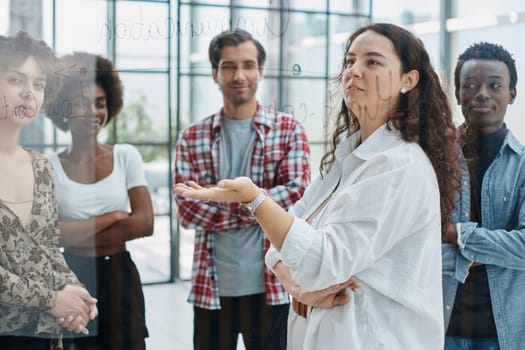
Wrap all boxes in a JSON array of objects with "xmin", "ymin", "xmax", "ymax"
[
  {"xmin": 62, "ymin": 251, "xmax": 148, "ymax": 350},
  {"xmin": 0, "ymin": 335, "xmax": 51, "ymax": 350},
  {"xmin": 193, "ymin": 294, "xmax": 288, "ymax": 350}
]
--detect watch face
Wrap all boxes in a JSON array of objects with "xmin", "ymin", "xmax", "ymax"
[
  {"xmin": 241, "ymin": 191, "xmax": 266, "ymax": 216},
  {"xmin": 241, "ymin": 203, "xmax": 254, "ymax": 216}
]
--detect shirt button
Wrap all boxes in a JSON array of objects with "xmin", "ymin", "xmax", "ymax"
[
  {"xmin": 104, "ymin": 256, "xmax": 110, "ymax": 261},
  {"xmin": 470, "ymin": 254, "xmax": 475, "ymax": 259},
  {"xmin": 445, "ymin": 305, "xmax": 451, "ymax": 310},
  {"xmin": 464, "ymin": 212, "xmax": 468, "ymax": 218}
]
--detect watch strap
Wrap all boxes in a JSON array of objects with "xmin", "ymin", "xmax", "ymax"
[{"xmin": 241, "ymin": 190, "xmax": 267, "ymax": 216}]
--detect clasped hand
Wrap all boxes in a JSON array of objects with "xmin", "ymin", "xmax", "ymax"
[
  {"xmin": 50, "ymin": 284, "xmax": 98, "ymax": 335},
  {"xmin": 290, "ymin": 277, "xmax": 361, "ymax": 309}
]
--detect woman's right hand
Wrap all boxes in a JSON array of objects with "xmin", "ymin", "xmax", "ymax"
[
  {"xmin": 175, "ymin": 177, "xmax": 260, "ymax": 203},
  {"xmin": 442, "ymin": 223, "xmax": 458, "ymax": 244}
]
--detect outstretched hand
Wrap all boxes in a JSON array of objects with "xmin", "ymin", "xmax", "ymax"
[{"xmin": 175, "ymin": 176, "xmax": 260, "ymax": 203}]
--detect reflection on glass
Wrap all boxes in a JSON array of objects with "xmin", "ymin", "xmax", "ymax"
[
  {"xmin": 55, "ymin": 0, "xmax": 107, "ymax": 54},
  {"xmin": 143, "ymin": 155, "xmax": 171, "ymax": 215},
  {"xmin": 110, "ymin": 73, "xmax": 169, "ymax": 144},
  {"xmin": 372, "ymin": 0, "xmax": 439, "ymax": 24},
  {"xmin": 456, "ymin": 0, "xmax": 525, "ymax": 18},
  {"xmin": 116, "ymin": 1, "xmax": 169, "ymax": 70},
  {"xmin": 328, "ymin": 15, "xmax": 370, "ymax": 75},
  {"xmin": 179, "ymin": 5, "xmax": 230, "ymax": 75},
  {"xmin": 284, "ymin": 79, "xmax": 327, "ymax": 143},
  {"xmin": 0, "ymin": 2, "xmax": 7, "ymax": 35},
  {"xmin": 236, "ymin": 0, "xmax": 327, "ymax": 12},
  {"xmin": 128, "ymin": 215, "xmax": 172, "ymax": 283},
  {"xmin": 331, "ymin": 0, "xmax": 371, "ymax": 14}
]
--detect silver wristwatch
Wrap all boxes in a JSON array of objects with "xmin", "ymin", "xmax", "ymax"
[{"xmin": 241, "ymin": 190, "xmax": 267, "ymax": 216}]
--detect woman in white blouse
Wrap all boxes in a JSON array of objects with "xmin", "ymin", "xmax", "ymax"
[{"xmin": 175, "ymin": 23, "xmax": 460, "ymax": 349}]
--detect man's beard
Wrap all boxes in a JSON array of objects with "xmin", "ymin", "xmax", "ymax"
[{"xmin": 226, "ymin": 83, "xmax": 257, "ymax": 106}]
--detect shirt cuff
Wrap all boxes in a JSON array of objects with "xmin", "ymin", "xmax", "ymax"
[
  {"xmin": 265, "ymin": 245, "xmax": 282, "ymax": 273},
  {"xmin": 456, "ymin": 223, "xmax": 465, "ymax": 249}
]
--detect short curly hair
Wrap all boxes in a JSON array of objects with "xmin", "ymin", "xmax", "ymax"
[
  {"xmin": 46, "ymin": 52, "xmax": 123, "ymax": 131},
  {"xmin": 0, "ymin": 31, "xmax": 62, "ymax": 109},
  {"xmin": 454, "ymin": 42, "xmax": 517, "ymax": 98}
]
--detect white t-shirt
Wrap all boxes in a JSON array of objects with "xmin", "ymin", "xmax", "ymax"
[
  {"xmin": 266, "ymin": 124, "xmax": 444, "ymax": 350},
  {"xmin": 48, "ymin": 144, "xmax": 147, "ymax": 220}
]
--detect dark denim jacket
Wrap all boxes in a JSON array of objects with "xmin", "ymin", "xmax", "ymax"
[{"xmin": 442, "ymin": 129, "xmax": 525, "ymax": 350}]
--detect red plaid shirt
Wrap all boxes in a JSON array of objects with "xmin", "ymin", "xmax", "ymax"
[{"xmin": 174, "ymin": 104, "xmax": 311, "ymax": 309}]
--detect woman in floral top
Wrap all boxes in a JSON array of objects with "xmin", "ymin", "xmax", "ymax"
[{"xmin": 0, "ymin": 32, "xmax": 97, "ymax": 350}]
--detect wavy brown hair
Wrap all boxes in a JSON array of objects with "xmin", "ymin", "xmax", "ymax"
[{"xmin": 320, "ymin": 23, "xmax": 460, "ymax": 234}]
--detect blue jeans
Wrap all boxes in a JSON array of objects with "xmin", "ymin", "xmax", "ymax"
[{"xmin": 445, "ymin": 337, "xmax": 500, "ymax": 350}]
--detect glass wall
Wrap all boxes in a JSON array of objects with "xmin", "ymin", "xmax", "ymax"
[
  {"xmin": 3, "ymin": 0, "xmax": 173, "ymax": 284},
  {"xmin": 2, "ymin": 0, "xmax": 372, "ymax": 282},
  {"xmin": 174, "ymin": 0, "xmax": 371, "ymax": 279},
  {"xmin": 5, "ymin": 0, "xmax": 523, "ymax": 283}
]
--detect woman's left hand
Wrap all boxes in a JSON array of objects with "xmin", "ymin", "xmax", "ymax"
[
  {"xmin": 175, "ymin": 176, "xmax": 260, "ymax": 203},
  {"xmin": 293, "ymin": 277, "xmax": 361, "ymax": 309}
]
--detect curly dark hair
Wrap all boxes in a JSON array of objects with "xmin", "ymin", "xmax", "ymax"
[
  {"xmin": 208, "ymin": 28, "xmax": 266, "ymax": 69},
  {"xmin": 0, "ymin": 31, "xmax": 62, "ymax": 109},
  {"xmin": 46, "ymin": 52, "xmax": 123, "ymax": 131},
  {"xmin": 320, "ymin": 23, "xmax": 461, "ymax": 235}
]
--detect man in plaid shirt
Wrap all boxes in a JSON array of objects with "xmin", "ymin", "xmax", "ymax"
[{"xmin": 174, "ymin": 29, "xmax": 310, "ymax": 349}]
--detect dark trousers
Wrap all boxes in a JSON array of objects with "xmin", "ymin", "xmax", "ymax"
[
  {"xmin": 0, "ymin": 335, "xmax": 51, "ymax": 350},
  {"xmin": 194, "ymin": 293, "xmax": 288, "ymax": 350},
  {"xmin": 62, "ymin": 251, "xmax": 148, "ymax": 350}
]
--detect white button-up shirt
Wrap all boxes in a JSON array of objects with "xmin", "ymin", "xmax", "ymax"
[{"xmin": 266, "ymin": 124, "xmax": 444, "ymax": 349}]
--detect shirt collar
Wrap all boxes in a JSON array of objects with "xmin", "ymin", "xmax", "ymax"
[
  {"xmin": 349, "ymin": 123, "xmax": 402, "ymax": 161},
  {"xmin": 503, "ymin": 128, "xmax": 523, "ymax": 155},
  {"xmin": 212, "ymin": 102, "xmax": 273, "ymax": 133}
]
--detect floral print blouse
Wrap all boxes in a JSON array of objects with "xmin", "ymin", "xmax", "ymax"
[{"xmin": 0, "ymin": 149, "xmax": 80, "ymax": 337}]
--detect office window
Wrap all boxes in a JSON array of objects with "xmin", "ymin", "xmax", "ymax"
[
  {"xmin": 175, "ymin": 1, "xmax": 371, "ymax": 279},
  {"xmin": 2, "ymin": 0, "xmax": 372, "ymax": 282}
]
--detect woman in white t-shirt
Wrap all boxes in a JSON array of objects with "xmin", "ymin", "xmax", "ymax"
[
  {"xmin": 45, "ymin": 52, "xmax": 153, "ymax": 350},
  {"xmin": 175, "ymin": 23, "xmax": 462, "ymax": 349}
]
